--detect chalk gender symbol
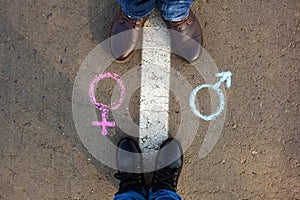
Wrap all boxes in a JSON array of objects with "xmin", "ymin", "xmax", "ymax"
[
  {"xmin": 190, "ymin": 71, "xmax": 232, "ymax": 121},
  {"xmin": 89, "ymin": 73, "xmax": 125, "ymax": 135}
]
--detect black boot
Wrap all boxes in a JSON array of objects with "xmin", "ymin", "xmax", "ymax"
[
  {"xmin": 151, "ymin": 138, "xmax": 183, "ymax": 192},
  {"xmin": 114, "ymin": 138, "xmax": 145, "ymax": 194}
]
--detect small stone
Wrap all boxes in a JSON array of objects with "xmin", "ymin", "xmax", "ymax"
[
  {"xmin": 232, "ymin": 123, "xmax": 237, "ymax": 129},
  {"xmin": 24, "ymin": 122, "xmax": 31, "ymax": 126},
  {"xmin": 46, "ymin": 13, "xmax": 53, "ymax": 18},
  {"xmin": 252, "ymin": 171, "xmax": 257, "ymax": 175}
]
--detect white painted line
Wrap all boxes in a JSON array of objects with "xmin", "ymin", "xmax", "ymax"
[{"xmin": 139, "ymin": 11, "xmax": 171, "ymax": 153}]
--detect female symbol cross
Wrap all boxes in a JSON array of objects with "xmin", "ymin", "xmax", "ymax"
[{"xmin": 89, "ymin": 73, "xmax": 125, "ymax": 135}]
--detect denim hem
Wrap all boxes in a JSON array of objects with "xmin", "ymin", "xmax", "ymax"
[
  {"xmin": 161, "ymin": 7, "xmax": 190, "ymax": 22},
  {"xmin": 121, "ymin": 6, "xmax": 154, "ymax": 20}
]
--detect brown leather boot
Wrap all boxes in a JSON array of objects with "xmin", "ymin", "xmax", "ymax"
[
  {"xmin": 110, "ymin": 9, "xmax": 147, "ymax": 63},
  {"xmin": 164, "ymin": 10, "xmax": 203, "ymax": 64}
]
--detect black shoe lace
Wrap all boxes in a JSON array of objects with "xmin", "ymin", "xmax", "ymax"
[
  {"xmin": 114, "ymin": 172, "xmax": 142, "ymax": 183},
  {"xmin": 114, "ymin": 172, "xmax": 143, "ymax": 194},
  {"xmin": 152, "ymin": 168, "xmax": 179, "ymax": 192}
]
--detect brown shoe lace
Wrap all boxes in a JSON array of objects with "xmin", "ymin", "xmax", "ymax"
[
  {"xmin": 166, "ymin": 12, "xmax": 195, "ymax": 31},
  {"xmin": 117, "ymin": 10, "xmax": 146, "ymax": 29}
]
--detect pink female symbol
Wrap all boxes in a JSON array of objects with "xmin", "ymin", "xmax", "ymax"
[{"xmin": 89, "ymin": 72, "xmax": 125, "ymax": 135}]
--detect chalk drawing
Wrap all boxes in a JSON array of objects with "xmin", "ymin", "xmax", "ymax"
[
  {"xmin": 89, "ymin": 72, "xmax": 125, "ymax": 135},
  {"xmin": 190, "ymin": 71, "xmax": 232, "ymax": 121}
]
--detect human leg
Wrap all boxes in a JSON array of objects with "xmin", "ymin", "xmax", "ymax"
[
  {"xmin": 157, "ymin": 0, "xmax": 194, "ymax": 22},
  {"xmin": 110, "ymin": 9, "xmax": 147, "ymax": 62},
  {"xmin": 110, "ymin": 0, "xmax": 155, "ymax": 62},
  {"xmin": 113, "ymin": 138, "xmax": 146, "ymax": 200},
  {"xmin": 114, "ymin": 189, "xmax": 147, "ymax": 200},
  {"xmin": 148, "ymin": 188, "xmax": 182, "ymax": 200},
  {"xmin": 118, "ymin": 0, "xmax": 155, "ymax": 20},
  {"xmin": 148, "ymin": 138, "xmax": 183, "ymax": 200},
  {"xmin": 157, "ymin": 0, "xmax": 202, "ymax": 64}
]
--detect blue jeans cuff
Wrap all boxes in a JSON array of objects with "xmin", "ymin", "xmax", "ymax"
[
  {"xmin": 114, "ymin": 188, "xmax": 147, "ymax": 200},
  {"xmin": 148, "ymin": 188, "xmax": 182, "ymax": 200},
  {"xmin": 161, "ymin": 8, "xmax": 190, "ymax": 22},
  {"xmin": 121, "ymin": 6, "xmax": 153, "ymax": 20}
]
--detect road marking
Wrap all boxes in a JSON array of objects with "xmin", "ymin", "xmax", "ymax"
[{"xmin": 139, "ymin": 12, "xmax": 171, "ymax": 152}]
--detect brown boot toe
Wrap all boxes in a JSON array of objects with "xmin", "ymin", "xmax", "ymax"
[
  {"xmin": 164, "ymin": 10, "xmax": 203, "ymax": 64},
  {"xmin": 110, "ymin": 10, "xmax": 147, "ymax": 63}
]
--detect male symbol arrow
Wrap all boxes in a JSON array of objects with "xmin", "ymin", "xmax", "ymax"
[{"xmin": 215, "ymin": 71, "xmax": 233, "ymax": 89}]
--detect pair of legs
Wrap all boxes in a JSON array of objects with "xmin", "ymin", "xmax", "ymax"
[
  {"xmin": 113, "ymin": 138, "xmax": 183, "ymax": 200},
  {"xmin": 110, "ymin": 0, "xmax": 203, "ymax": 64},
  {"xmin": 118, "ymin": 0, "xmax": 194, "ymax": 22}
]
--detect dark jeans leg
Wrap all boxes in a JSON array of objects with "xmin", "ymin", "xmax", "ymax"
[
  {"xmin": 157, "ymin": 0, "xmax": 194, "ymax": 21},
  {"xmin": 114, "ymin": 189, "xmax": 147, "ymax": 200},
  {"xmin": 148, "ymin": 188, "xmax": 182, "ymax": 200},
  {"xmin": 118, "ymin": 0, "xmax": 156, "ymax": 19}
]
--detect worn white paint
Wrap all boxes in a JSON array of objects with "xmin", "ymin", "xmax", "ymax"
[{"xmin": 139, "ymin": 11, "xmax": 171, "ymax": 153}]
